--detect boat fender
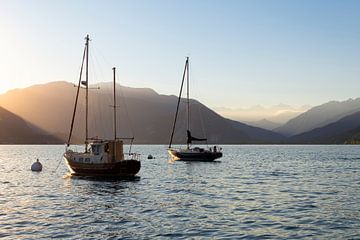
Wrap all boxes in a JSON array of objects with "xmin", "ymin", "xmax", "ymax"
[{"xmin": 31, "ymin": 159, "xmax": 43, "ymax": 172}]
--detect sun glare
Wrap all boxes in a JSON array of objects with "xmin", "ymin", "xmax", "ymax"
[{"xmin": 0, "ymin": 83, "xmax": 16, "ymax": 94}]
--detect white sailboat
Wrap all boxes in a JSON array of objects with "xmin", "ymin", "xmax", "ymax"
[{"xmin": 168, "ymin": 57, "xmax": 223, "ymax": 161}]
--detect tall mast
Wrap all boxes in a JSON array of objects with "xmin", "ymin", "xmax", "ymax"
[
  {"xmin": 85, "ymin": 35, "xmax": 89, "ymax": 151},
  {"xmin": 113, "ymin": 67, "xmax": 117, "ymax": 140},
  {"xmin": 66, "ymin": 44, "xmax": 86, "ymax": 147},
  {"xmin": 168, "ymin": 58, "xmax": 188, "ymax": 148},
  {"xmin": 186, "ymin": 57, "xmax": 190, "ymax": 136},
  {"xmin": 113, "ymin": 67, "xmax": 117, "ymax": 162}
]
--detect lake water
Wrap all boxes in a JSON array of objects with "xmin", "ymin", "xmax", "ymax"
[{"xmin": 0, "ymin": 145, "xmax": 359, "ymax": 239}]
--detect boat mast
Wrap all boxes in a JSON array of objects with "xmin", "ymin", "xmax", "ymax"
[
  {"xmin": 168, "ymin": 57, "xmax": 188, "ymax": 148},
  {"xmin": 66, "ymin": 43, "xmax": 86, "ymax": 147},
  {"xmin": 186, "ymin": 57, "xmax": 190, "ymax": 149},
  {"xmin": 113, "ymin": 67, "xmax": 117, "ymax": 162},
  {"xmin": 85, "ymin": 35, "xmax": 90, "ymax": 152},
  {"xmin": 113, "ymin": 67, "xmax": 117, "ymax": 140}
]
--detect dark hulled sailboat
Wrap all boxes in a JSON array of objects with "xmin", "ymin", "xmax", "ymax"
[
  {"xmin": 168, "ymin": 57, "xmax": 222, "ymax": 161},
  {"xmin": 63, "ymin": 35, "xmax": 140, "ymax": 177}
]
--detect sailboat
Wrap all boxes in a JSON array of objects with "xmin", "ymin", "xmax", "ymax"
[
  {"xmin": 168, "ymin": 57, "xmax": 223, "ymax": 161},
  {"xmin": 63, "ymin": 35, "xmax": 141, "ymax": 177}
]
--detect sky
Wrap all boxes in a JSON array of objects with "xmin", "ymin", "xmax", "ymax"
[{"xmin": 1, "ymin": 0, "xmax": 360, "ymax": 109}]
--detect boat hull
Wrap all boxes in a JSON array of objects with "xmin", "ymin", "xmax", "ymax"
[
  {"xmin": 168, "ymin": 149, "xmax": 222, "ymax": 162},
  {"xmin": 64, "ymin": 157, "xmax": 141, "ymax": 177}
]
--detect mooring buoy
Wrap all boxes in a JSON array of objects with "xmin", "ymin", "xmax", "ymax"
[{"xmin": 31, "ymin": 159, "xmax": 42, "ymax": 172}]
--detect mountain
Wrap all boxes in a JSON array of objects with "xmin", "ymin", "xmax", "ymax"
[
  {"xmin": 345, "ymin": 131, "xmax": 360, "ymax": 144},
  {"xmin": 0, "ymin": 81, "xmax": 285, "ymax": 144},
  {"xmin": 274, "ymin": 98, "xmax": 360, "ymax": 136},
  {"xmin": 287, "ymin": 111, "xmax": 360, "ymax": 144},
  {"xmin": 0, "ymin": 106, "xmax": 60, "ymax": 144},
  {"xmin": 245, "ymin": 119, "xmax": 282, "ymax": 130},
  {"xmin": 214, "ymin": 104, "xmax": 310, "ymax": 124}
]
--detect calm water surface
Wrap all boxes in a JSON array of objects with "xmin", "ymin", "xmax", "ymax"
[{"xmin": 0, "ymin": 145, "xmax": 359, "ymax": 239}]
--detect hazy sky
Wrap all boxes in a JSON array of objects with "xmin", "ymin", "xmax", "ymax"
[{"xmin": 1, "ymin": 0, "xmax": 360, "ymax": 108}]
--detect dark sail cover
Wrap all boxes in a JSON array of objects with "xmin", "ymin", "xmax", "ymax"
[{"xmin": 187, "ymin": 130, "xmax": 207, "ymax": 144}]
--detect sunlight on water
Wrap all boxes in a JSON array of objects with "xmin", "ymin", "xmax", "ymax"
[{"xmin": 0, "ymin": 145, "xmax": 359, "ymax": 239}]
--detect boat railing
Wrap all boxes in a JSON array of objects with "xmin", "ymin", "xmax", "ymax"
[
  {"xmin": 209, "ymin": 145, "xmax": 222, "ymax": 153},
  {"xmin": 129, "ymin": 153, "xmax": 141, "ymax": 161}
]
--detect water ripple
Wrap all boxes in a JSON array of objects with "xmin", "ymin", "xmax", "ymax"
[{"xmin": 0, "ymin": 145, "xmax": 359, "ymax": 239}]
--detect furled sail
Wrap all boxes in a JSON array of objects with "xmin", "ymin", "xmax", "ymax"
[{"xmin": 187, "ymin": 130, "xmax": 206, "ymax": 144}]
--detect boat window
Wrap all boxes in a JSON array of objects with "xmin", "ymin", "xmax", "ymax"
[
  {"xmin": 85, "ymin": 158, "xmax": 90, "ymax": 162},
  {"xmin": 91, "ymin": 145, "xmax": 100, "ymax": 155},
  {"xmin": 79, "ymin": 157, "xmax": 83, "ymax": 162}
]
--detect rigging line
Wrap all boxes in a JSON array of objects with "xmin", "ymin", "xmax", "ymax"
[
  {"xmin": 118, "ymin": 71, "xmax": 135, "ymax": 141},
  {"xmin": 116, "ymin": 71, "xmax": 136, "ymax": 155},
  {"xmin": 88, "ymin": 50, "xmax": 109, "ymax": 139},
  {"xmin": 67, "ymin": 44, "xmax": 86, "ymax": 146},
  {"xmin": 93, "ymin": 92, "xmax": 101, "ymax": 140},
  {"xmin": 94, "ymin": 45, "xmax": 116, "ymax": 139},
  {"xmin": 53, "ymin": 155, "xmax": 63, "ymax": 173},
  {"xmin": 197, "ymin": 102, "xmax": 209, "ymax": 147},
  {"xmin": 116, "ymin": 73, "xmax": 135, "ymax": 155},
  {"xmin": 169, "ymin": 57, "xmax": 188, "ymax": 148},
  {"xmin": 96, "ymin": 74, "xmax": 114, "ymax": 139},
  {"xmin": 92, "ymin": 46, "xmax": 107, "ymax": 85},
  {"xmin": 92, "ymin": 46, "xmax": 116, "ymax": 139},
  {"xmin": 93, "ymin": 43, "xmax": 115, "ymax": 138},
  {"xmin": 107, "ymin": 83, "xmax": 113, "ymax": 139},
  {"xmin": 93, "ymin": 45, "xmax": 113, "ymax": 71},
  {"xmin": 88, "ymin": 51, "xmax": 97, "ymax": 139},
  {"xmin": 89, "ymin": 50, "xmax": 105, "ymax": 139}
]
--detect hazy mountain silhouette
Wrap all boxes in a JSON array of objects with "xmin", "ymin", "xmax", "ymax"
[
  {"xmin": 287, "ymin": 111, "xmax": 360, "ymax": 144},
  {"xmin": 215, "ymin": 104, "xmax": 309, "ymax": 124},
  {"xmin": 0, "ymin": 81, "xmax": 284, "ymax": 144},
  {"xmin": 0, "ymin": 106, "xmax": 60, "ymax": 144},
  {"xmin": 274, "ymin": 98, "xmax": 360, "ymax": 136},
  {"xmin": 245, "ymin": 119, "xmax": 282, "ymax": 130}
]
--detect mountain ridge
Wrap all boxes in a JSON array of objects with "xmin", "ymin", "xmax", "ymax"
[
  {"xmin": 0, "ymin": 81, "xmax": 285, "ymax": 144},
  {"xmin": 287, "ymin": 111, "xmax": 360, "ymax": 144},
  {"xmin": 0, "ymin": 106, "xmax": 60, "ymax": 144},
  {"xmin": 1, "ymin": 81, "xmax": 359, "ymax": 144},
  {"xmin": 274, "ymin": 98, "xmax": 360, "ymax": 136}
]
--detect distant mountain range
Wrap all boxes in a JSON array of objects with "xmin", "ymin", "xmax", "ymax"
[
  {"xmin": 0, "ymin": 81, "xmax": 284, "ymax": 144},
  {"xmin": 245, "ymin": 119, "xmax": 282, "ymax": 131},
  {"xmin": 288, "ymin": 111, "xmax": 360, "ymax": 144},
  {"xmin": 214, "ymin": 104, "xmax": 310, "ymax": 124},
  {"xmin": 1, "ymin": 81, "xmax": 359, "ymax": 144},
  {"xmin": 274, "ymin": 98, "xmax": 360, "ymax": 137}
]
